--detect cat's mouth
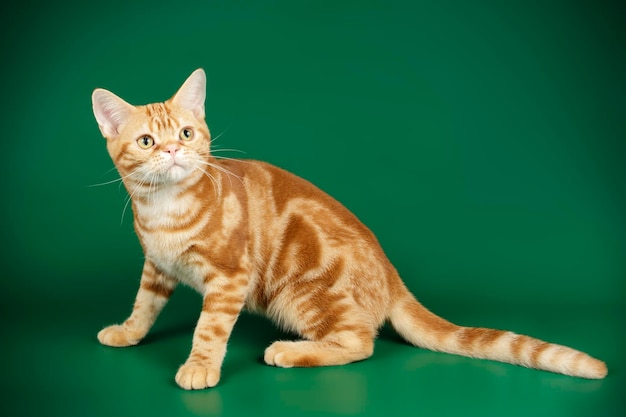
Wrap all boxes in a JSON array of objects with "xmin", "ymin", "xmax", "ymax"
[
  {"xmin": 152, "ymin": 153, "xmax": 195, "ymax": 183},
  {"xmin": 153, "ymin": 157, "xmax": 189, "ymax": 183},
  {"xmin": 165, "ymin": 162, "xmax": 189, "ymax": 181}
]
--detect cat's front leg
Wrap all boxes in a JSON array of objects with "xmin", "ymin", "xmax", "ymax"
[
  {"xmin": 98, "ymin": 260, "xmax": 177, "ymax": 347},
  {"xmin": 175, "ymin": 274, "xmax": 247, "ymax": 389}
]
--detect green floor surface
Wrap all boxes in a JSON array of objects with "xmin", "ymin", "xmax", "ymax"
[{"xmin": 3, "ymin": 286, "xmax": 622, "ymax": 417}]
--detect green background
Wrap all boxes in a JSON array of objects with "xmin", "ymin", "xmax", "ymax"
[{"xmin": 1, "ymin": 1, "xmax": 624, "ymax": 416}]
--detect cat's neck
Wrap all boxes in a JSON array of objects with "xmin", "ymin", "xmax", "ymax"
[{"xmin": 129, "ymin": 162, "xmax": 229, "ymax": 223}]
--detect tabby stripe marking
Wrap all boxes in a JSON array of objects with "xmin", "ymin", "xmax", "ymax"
[{"xmin": 141, "ymin": 280, "xmax": 175, "ymax": 298}]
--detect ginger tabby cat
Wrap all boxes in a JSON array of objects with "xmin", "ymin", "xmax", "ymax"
[{"xmin": 92, "ymin": 69, "xmax": 607, "ymax": 389}]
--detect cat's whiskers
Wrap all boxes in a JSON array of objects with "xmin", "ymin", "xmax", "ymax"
[
  {"xmin": 121, "ymin": 169, "xmax": 154, "ymax": 223},
  {"xmin": 197, "ymin": 159, "xmax": 245, "ymax": 190},
  {"xmin": 88, "ymin": 177, "xmax": 124, "ymax": 187},
  {"xmin": 210, "ymin": 148, "xmax": 246, "ymax": 156},
  {"xmin": 147, "ymin": 173, "xmax": 156, "ymax": 207},
  {"xmin": 198, "ymin": 147, "xmax": 248, "ymax": 161},
  {"xmin": 195, "ymin": 166, "xmax": 222, "ymax": 198},
  {"xmin": 208, "ymin": 151, "xmax": 253, "ymax": 166},
  {"xmin": 211, "ymin": 155, "xmax": 252, "ymax": 165},
  {"xmin": 198, "ymin": 148, "xmax": 255, "ymax": 171},
  {"xmin": 88, "ymin": 166, "xmax": 142, "ymax": 188},
  {"xmin": 209, "ymin": 126, "xmax": 230, "ymax": 146},
  {"xmin": 121, "ymin": 192, "xmax": 135, "ymax": 224},
  {"xmin": 197, "ymin": 127, "xmax": 249, "ymax": 163},
  {"xmin": 89, "ymin": 167, "xmax": 151, "ymax": 224}
]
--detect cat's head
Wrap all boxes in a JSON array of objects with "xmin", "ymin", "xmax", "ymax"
[{"xmin": 92, "ymin": 69, "xmax": 211, "ymax": 187}]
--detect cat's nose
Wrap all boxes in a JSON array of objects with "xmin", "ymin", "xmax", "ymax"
[{"xmin": 163, "ymin": 144, "xmax": 180, "ymax": 156}]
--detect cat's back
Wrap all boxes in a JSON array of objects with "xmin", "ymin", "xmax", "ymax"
[{"xmin": 221, "ymin": 159, "xmax": 372, "ymax": 236}]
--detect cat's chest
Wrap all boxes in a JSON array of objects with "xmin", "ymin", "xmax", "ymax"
[
  {"xmin": 142, "ymin": 232, "xmax": 187, "ymax": 263},
  {"xmin": 141, "ymin": 231, "xmax": 204, "ymax": 289},
  {"xmin": 133, "ymin": 190, "xmax": 245, "ymax": 291},
  {"xmin": 134, "ymin": 197, "xmax": 208, "ymax": 291}
]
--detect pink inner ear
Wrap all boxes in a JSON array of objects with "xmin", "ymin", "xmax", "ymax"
[
  {"xmin": 92, "ymin": 89, "xmax": 133, "ymax": 137},
  {"xmin": 173, "ymin": 69, "xmax": 206, "ymax": 119}
]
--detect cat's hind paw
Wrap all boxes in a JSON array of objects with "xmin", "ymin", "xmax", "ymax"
[
  {"xmin": 97, "ymin": 324, "xmax": 142, "ymax": 347},
  {"xmin": 175, "ymin": 363, "xmax": 220, "ymax": 390},
  {"xmin": 264, "ymin": 340, "xmax": 320, "ymax": 367}
]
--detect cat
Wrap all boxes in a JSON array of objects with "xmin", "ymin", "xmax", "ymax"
[{"xmin": 92, "ymin": 69, "xmax": 607, "ymax": 390}]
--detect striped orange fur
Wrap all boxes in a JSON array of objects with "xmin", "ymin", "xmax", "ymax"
[{"xmin": 92, "ymin": 69, "xmax": 607, "ymax": 390}]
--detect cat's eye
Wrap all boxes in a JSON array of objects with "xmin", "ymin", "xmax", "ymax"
[
  {"xmin": 180, "ymin": 127, "xmax": 194, "ymax": 141},
  {"xmin": 137, "ymin": 135, "xmax": 155, "ymax": 149}
]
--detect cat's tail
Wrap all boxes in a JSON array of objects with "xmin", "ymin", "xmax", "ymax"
[{"xmin": 388, "ymin": 286, "xmax": 607, "ymax": 379}]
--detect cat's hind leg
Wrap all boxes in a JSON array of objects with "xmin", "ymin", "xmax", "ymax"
[
  {"xmin": 264, "ymin": 337, "xmax": 374, "ymax": 368},
  {"xmin": 98, "ymin": 261, "xmax": 177, "ymax": 347},
  {"xmin": 263, "ymin": 279, "xmax": 379, "ymax": 368},
  {"xmin": 264, "ymin": 323, "xmax": 375, "ymax": 368}
]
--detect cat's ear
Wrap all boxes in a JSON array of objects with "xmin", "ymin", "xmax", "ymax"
[
  {"xmin": 92, "ymin": 89, "xmax": 135, "ymax": 138},
  {"xmin": 171, "ymin": 69, "xmax": 206, "ymax": 119}
]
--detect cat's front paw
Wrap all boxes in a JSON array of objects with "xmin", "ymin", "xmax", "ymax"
[
  {"xmin": 175, "ymin": 363, "xmax": 221, "ymax": 390},
  {"xmin": 97, "ymin": 325, "xmax": 142, "ymax": 347}
]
